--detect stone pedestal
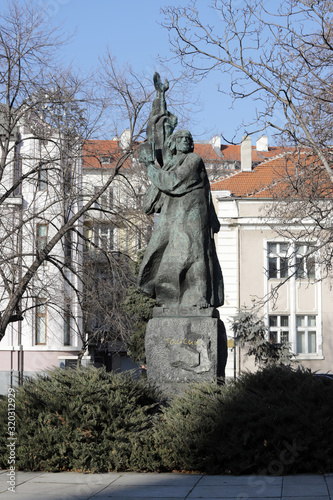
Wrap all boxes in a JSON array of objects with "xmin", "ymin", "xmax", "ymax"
[{"xmin": 145, "ymin": 307, "xmax": 227, "ymax": 395}]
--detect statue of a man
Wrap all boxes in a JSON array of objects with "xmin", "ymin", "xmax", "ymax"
[{"xmin": 138, "ymin": 76, "xmax": 224, "ymax": 310}]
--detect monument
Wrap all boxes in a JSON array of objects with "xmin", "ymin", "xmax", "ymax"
[{"xmin": 138, "ymin": 73, "xmax": 227, "ymax": 393}]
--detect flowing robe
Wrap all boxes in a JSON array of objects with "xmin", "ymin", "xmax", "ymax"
[{"xmin": 137, "ymin": 151, "xmax": 224, "ymax": 309}]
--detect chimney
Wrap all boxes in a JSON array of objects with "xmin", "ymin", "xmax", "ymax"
[
  {"xmin": 120, "ymin": 129, "xmax": 131, "ymax": 152},
  {"xmin": 256, "ymin": 135, "xmax": 268, "ymax": 152},
  {"xmin": 241, "ymin": 135, "xmax": 252, "ymax": 171},
  {"xmin": 210, "ymin": 135, "xmax": 222, "ymax": 156}
]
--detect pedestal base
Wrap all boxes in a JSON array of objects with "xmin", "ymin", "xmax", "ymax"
[{"xmin": 145, "ymin": 308, "xmax": 227, "ymax": 395}]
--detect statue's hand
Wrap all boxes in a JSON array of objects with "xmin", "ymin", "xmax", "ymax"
[
  {"xmin": 153, "ymin": 72, "xmax": 169, "ymax": 93},
  {"xmin": 153, "ymin": 72, "xmax": 162, "ymax": 92}
]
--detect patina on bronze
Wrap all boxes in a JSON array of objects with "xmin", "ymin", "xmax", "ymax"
[{"xmin": 138, "ymin": 73, "xmax": 224, "ymax": 311}]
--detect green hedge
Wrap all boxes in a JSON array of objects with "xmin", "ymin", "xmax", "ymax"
[
  {"xmin": 0, "ymin": 368, "xmax": 161, "ymax": 472},
  {"xmin": 1, "ymin": 366, "xmax": 333, "ymax": 474},
  {"xmin": 155, "ymin": 367, "xmax": 333, "ymax": 474}
]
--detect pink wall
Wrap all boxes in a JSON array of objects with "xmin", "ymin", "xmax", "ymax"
[
  {"xmin": 23, "ymin": 351, "xmax": 80, "ymax": 371},
  {"xmin": 0, "ymin": 351, "xmax": 13, "ymax": 371},
  {"xmin": 0, "ymin": 350, "xmax": 80, "ymax": 372}
]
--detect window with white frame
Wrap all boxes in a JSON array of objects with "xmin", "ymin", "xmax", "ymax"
[
  {"xmin": 94, "ymin": 186, "xmax": 113, "ymax": 213},
  {"xmin": 37, "ymin": 163, "xmax": 47, "ymax": 190},
  {"xmin": 268, "ymin": 315, "xmax": 290, "ymax": 344},
  {"xmin": 13, "ymin": 151, "xmax": 22, "ymax": 195},
  {"xmin": 64, "ymin": 229, "xmax": 72, "ymax": 264},
  {"xmin": 296, "ymin": 315, "xmax": 317, "ymax": 354},
  {"xmin": 267, "ymin": 242, "xmax": 316, "ymax": 280},
  {"xmin": 267, "ymin": 242, "xmax": 289, "ymax": 279},
  {"xmin": 94, "ymin": 223, "xmax": 114, "ymax": 251},
  {"xmin": 36, "ymin": 223, "xmax": 48, "ymax": 252},
  {"xmin": 64, "ymin": 163, "xmax": 72, "ymax": 193},
  {"xmin": 36, "ymin": 299, "xmax": 47, "ymax": 344},
  {"xmin": 295, "ymin": 244, "xmax": 316, "ymax": 279},
  {"xmin": 64, "ymin": 302, "xmax": 71, "ymax": 346}
]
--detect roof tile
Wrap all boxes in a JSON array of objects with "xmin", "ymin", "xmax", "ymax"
[
  {"xmin": 83, "ymin": 140, "xmax": 131, "ymax": 169},
  {"xmin": 211, "ymin": 151, "xmax": 333, "ymax": 199}
]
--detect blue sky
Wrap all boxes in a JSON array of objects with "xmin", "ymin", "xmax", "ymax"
[{"xmin": 41, "ymin": 0, "xmax": 260, "ymax": 144}]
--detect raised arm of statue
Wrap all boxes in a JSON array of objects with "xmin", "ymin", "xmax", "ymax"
[
  {"xmin": 146, "ymin": 72, "xmax": 177, "ymax": 167},
  {"xmin": 153, "ymin": 72, "xmax": 169, "ymax": 114}
]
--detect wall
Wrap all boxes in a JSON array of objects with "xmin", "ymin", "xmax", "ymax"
[{"xmin": 216, "ymin": 195, "xmax": 333, "ymax": 376}]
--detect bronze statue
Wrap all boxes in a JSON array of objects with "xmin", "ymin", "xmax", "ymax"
[{"xmin": 138, "ymin": 73, "xmax": 224, "ymax": 310}]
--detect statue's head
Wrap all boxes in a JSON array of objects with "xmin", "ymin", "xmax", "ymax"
[{"xmin": 167, "ymin": 129, "xmax": 194, "ymax": 154}]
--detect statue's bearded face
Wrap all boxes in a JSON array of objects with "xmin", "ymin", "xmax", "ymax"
[{"xmin": 176, "ymin": 134, "xmax": 192, "ymax": 153}]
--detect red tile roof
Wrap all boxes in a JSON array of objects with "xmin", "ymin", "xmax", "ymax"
[
  {"xmin": 220, "ymin": 144, "xmax": 288, "ymax": 163},
  {"xmin": 211, "ymin": 152, "xmax": 333, "ymax": 199},
  {"xmin": 83, "ymin": 140, "xmax": 224, "ymax": 169},
  {"xmin": 83, "ymin": 140, "xmax": 132, "ymax": 169},
  {"xmin": 194, "ymin": 143, "xmax": 222, "ymax": 161}
]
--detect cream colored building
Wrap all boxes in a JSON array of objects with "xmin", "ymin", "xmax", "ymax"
[{"xmin": 212, "ymin": 143, "xmax": 333, "ymax": 378}]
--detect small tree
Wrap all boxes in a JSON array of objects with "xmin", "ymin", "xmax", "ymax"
[
  {"xmin": 121, "ymin": 251, "xmax": 157, "ymax": 363},
  {"xmin": 0, "ymin": 0, "xmax": 123, "ymax": 340},
  {"xmin": 231, "ymin": 309, "xmax": 294, "ymax": 367}
]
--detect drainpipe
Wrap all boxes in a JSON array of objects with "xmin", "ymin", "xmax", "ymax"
[
  {"xmin": 10, "ymin": 323, "xmax": 14, "ymax": 387},
  {"xmin": 18, "ymin": 203, "xmax": 23, "ymax": 385},
  {"xmin": 236, "ymin": 199, "xmax": 242, "ymax": 378}
]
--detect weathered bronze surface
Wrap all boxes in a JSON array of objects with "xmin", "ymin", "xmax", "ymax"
[{"xmin": 138, "ymin": 73, "xmax": 224, "ymax": 311}]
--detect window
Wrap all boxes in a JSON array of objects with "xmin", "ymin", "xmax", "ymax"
[
  {"xmin": 36, "ymin": 224, "xmax": 48, "ymax": 252},
  {"xmin": 36, "ymin": 299, "xmax": 47, "ymax": 344},
  {"xmin": 296, "ymin": 244, "xmax": 316, "ymax": 279},
  {"xmin": 94, "ymin": 224, "xmax": 114, "ymax": 251},
  {"xmin": 64, "ymin": 303, "xmax": 71, "ymax": 346},
  {"xmin": 64, "ymin": 230, "xmax": 72, "ymax": 264},
  {"xmin": 267, "ymin": 242, "xmax": 316, "ymax": 280},
  {"xmin": 269, "ymin": 315, "xmax": 290, "ymax": 343},
  {"xmin": 38, "ymin": 164, "xmax": 47, "ymax": 190},
  {"xmin": 267, "ymin": 243, "xmax": 289, "ymax": 279},
  {"xmin": 59, "ymin": 357, "xmax": 77, "ymax": 369},
  {"xmin": 94, "ymin": 187, "xmax": 113, "ymax": 213},
  {"xmin": 13, "ymin": 151, "xmax": 22, "ymax": 195},
  {"xmin": 296, "ymin": 315, "xmax": 317, "ymax": 354},
  {"xmin": 100, "ymin": 155, "xmax": 111, "ymax": 164}
]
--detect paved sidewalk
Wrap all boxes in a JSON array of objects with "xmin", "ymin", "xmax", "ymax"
[{"xmin": 0, "ymin": 470, "xmax": 332, "ymax": 499}]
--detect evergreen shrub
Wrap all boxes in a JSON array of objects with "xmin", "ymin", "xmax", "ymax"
[
  {"xmin": 155, "ymin": 366, "xmax": 333, "ymax": 474},
  {"xmin": 0, "ymin": 367, "xmax": 161, "ymax": 472},
  {"xmin": 1, "ymin": 366, "xmax": 333, "ymax": 474}
]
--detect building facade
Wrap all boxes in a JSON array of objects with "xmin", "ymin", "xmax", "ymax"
[
  {"xmin": 0, "ymin": 119, "xmax": 84, "ymax": 394},
  {"xmin": 212, "ymin": 147, "xmax": 333, "ymax": 378},
  {"xmin": 81, "ymin": 133, "xmax": 152, "ymax": 372}
]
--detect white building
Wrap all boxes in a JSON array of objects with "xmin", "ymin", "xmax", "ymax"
[{"xmin": 0, "ymin": 117, "xmax": 85, "ymax": 393}]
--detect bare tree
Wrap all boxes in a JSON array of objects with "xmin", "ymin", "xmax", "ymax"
[
  {"xmin": 76, "ymin": 57, "xmax": 158, "ymax": 365},
  {"xmin": 0, "ymin": 1, "xmax": 132, "ymax": 341},
  {"xmin": 0, "ymin": 1, "xmax": 200, "ymax": 359},
  {"xmin": 162, "ymin": 0, "xmax": 333, "ymax": 279}
]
